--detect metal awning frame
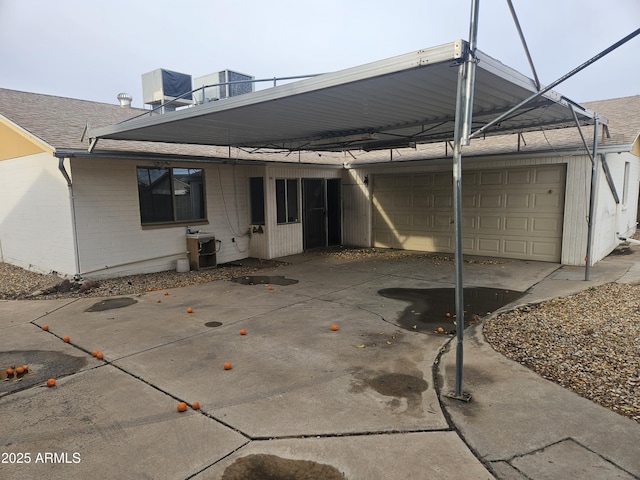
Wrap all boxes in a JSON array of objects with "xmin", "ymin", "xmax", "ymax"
[{"xmin": 85, "ymin": 1, "xmax": 640, "ymax": 401}]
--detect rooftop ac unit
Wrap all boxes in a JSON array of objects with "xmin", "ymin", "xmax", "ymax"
[
  {"xmin": 142, "ymin": 68, "xmax": 193, "ymax": 112},
  {"xmin": 193, "ymin": 70, "xmax": 255, "ymax": 104}
]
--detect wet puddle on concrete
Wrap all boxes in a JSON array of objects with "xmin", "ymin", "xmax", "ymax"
[
  {"xmin": 1, "ymin": 350, "xmax": 87, "ymax": 395},
  {"xmin": 378, "ymin": 287, "xmax": 522, "ymax": 333},
  {"xmin": 352, "ymin": 371, "xmax": 429, "ymax": 417},
  {"xmin": 85, "ymin": 297, "xmax": 137, "ymax": 312},
  {"xmin": 231, "ymin": 275, "xmax": 299, "ymax": 286},
  {"xmin": 222, "ymin": 454, "xmax": 344, "ymax": 480},
  {"xmin": 204, "ymin": 321, "xmax": 223, "ymax": 328}
]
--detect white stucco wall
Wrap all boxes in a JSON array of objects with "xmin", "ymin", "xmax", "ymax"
[
  {"xmin": 591, "ymin": 151, "xmax": 640, "ymax": 262},
  {"xmin": 69, "ymin": 158, "xmax": 254, "ymax": 278},
  {"xmin": 0, "ymin": 153, "xmax": 76, "ymax": 275}
]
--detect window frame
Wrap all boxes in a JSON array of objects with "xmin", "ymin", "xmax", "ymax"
[
  {"xmin": 136, "ymin": 166, "xmax": 207, "ymax": 226},
  {"xmin": 249, "ymin": 176, "xmax": 266, "ymax": 225},
  {"xmin": 275, "ymin": 178, "xmax": 299, "ymax": 225}
]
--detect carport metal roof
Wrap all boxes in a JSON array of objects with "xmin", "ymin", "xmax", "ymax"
[{"xmin": 88, "ymin": 40, "xmax": 598, "ymax": 152}]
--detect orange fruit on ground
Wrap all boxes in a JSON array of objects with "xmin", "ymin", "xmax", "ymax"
[
  {"xmin": 191, "ymin": 402, "xmax": 200, "ymax": 410},
  {"xmin": 177, "ymin": 402, "xmax": 187, "ymax": 412},
  {"xmin": 46, "ymin": 378, "xmax": 56, "ymax": 387},
  {"xmin": 42, "ymin": 325, "xmax": 49, "ymax": 331},
  {"xmin": 164, "ymin": 291, "xmax": 169, "ymax": 296},
  {"xmin": 267, "ymin": 285, "xmax": 273, "ymax": 290},
  {"xmin": 186, "ymin": 307, "xmax": 193, "ymax": 313},
  {"xmin": 62, "ymin": 336, "xmax": 70, "ymax": 343},
  {"xmin": 157, "ymin": 299, "xmax": 161, "ymax": 303},
  {"xmin": 147, "ymin": 287, "xmax": 153, "ymax": 292},
  {"xmin": 22, "ymin": 365, "xmax": 28, "ymax": 371},
  {"xmin": 15, "ymin": 366, "xmax": 24, "ymax": 374},
  {"xmin": 92, "ymin": 350, "xmax": 99, "ymax": 357},
  {"xmin": 6, "ymin": 368, "xmax": 14, "ymax": 376},
  {"xmin": 239, "ymin": 328, "xmax": 247, "ymax": 335},
  {"xmin": 156, "ymin": 287, "xmax": 162, "ymax": 291},
  {"xmin": 223, "ymin": 362, "xmax": 232, "ymax": 370},
  {"xmin": 96, "ymin": 352, "xmax": 104, "ymax": 360},
  {"xmin": 330, "ymin": 324, "xmax": 339, "ymax": 331},
  {"xmin": 445, "ymin": 312, "xmax": 451, "ymax": 318},
  {"xmin": 437, "ymin": 327, "xmax": 444, "ymax": 333}
]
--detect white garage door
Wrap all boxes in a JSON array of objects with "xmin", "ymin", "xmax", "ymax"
[{"xmin": 372, "ymin": 165, "xmax": 566, "ymax": 262}]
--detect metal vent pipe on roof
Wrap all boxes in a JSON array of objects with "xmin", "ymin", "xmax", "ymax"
[{"xmin": 117, "ymin": 93, "xmax": 133, "ymax": 108}]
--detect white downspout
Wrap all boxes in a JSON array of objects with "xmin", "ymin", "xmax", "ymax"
[{"xmin": 57, "ymin": 156, "xmax": 82, "ymax": 280}]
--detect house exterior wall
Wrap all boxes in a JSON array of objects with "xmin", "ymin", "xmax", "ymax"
[
  {"xmin": 592, "ymin": 151, "xmax": 640, "ymax": 262},
  {"xmin": 347, "ymin": 150, "xmax": 640, "ymax": 266},
  {"xmin": 0, "ymin": 153, "xmax": 76, "ymax": 275},
  {"xmin": 263, "ymin": 164, "xmax": 342, "ymax": 259},
  {"xmin": 69, "ymin": 158, "xmax": 255, "ymax": 278}
]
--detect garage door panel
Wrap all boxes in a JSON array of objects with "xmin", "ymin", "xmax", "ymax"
[
  {"xmin": 534, "ymin": 168, "xmax": 564, "ymax": 184},
  {"xmin": 480, "ymin": 171, "xmax": 503, "ymax": 185},
  {"xmin": 479, "ymin": 194, "xmax": 502, "ymax": 208},
  {"xmin": 533, "ymin": 192, "xmax": 563, "ymax": 209},
  {"xmin": 505, "ymin": 193, "xmax": 530, "ymax": 208},
  {"xmin": 506, "ymin": 170, "xmax": 531, "ymax": 184},
  {"xmin": 504, "ymin": 217, "xmax": 528, "ymax": 232},
  {"xmin": 478, "ymin": 216, "xmax": 501, "ymax": 230},
  {"xmin": 372, "ymin": 165, "xmax": 565, "ymax": 262},
  {"xmin": 504, "ymin": 239, "xmax": 528, "ymax": 255},
  {"xmin": 477, "ymin": 238, "xmax": 501, "ymax": 254}
]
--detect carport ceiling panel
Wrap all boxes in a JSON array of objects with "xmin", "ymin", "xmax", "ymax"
[{"xmin": 90, "ymin": 40, "xmax": 596, "ymax": 151}]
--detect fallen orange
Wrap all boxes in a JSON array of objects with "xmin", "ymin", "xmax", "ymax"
[
  {"xmin": 445, "ymin": 312, "xmax": 451, "ymax": 318},
  {"xmin": 191, "ymin": 402, "xmax": 200, "ymax": 410},
  {"xmin": 186, "ymin": 307, "xmax": 193, "ymax": 313},
  {"xmin": 437, "ymin": 327, "xmax": 444, "ymax": 333},
  {"xmin": 42, "ymin": 325, "xmax": 49, "ymax": 331},
  {"xmin": 6, "ymin": 367, "xmax": 14, "ymax": 376},
  {"xmin": 22, "ymin": 365, "xmax": 28, "ymax": 371},
  {"xmin": 62, "ymin": 336, "xmax": 70, "ymax": 343},
  {"xmin": 330, "ymin": 324, "xmax": 339, "ymax": 331},
  {"xmin": 164, "ymin": 291, "xmax": 169, "ymax": 296},
  {"xmin": 157, "ymin": 299, "xmax": 161, "ymax": 303},
  {"xmin": 46, "ymin": 378, "xmax": 56, "ymax": 387},
  {"xmin": 267, "ymin": 285, "xmax": 273, "ymax": 290},
  {"xmin": 147, "ymin": 287, "xmax": 153, "ymax": 292},
  {"xmin": 223, "ymin": 362, "xmax": 232, "ymax": 370},
  {"xmin": 92, "ymin": 350, "xmax": 99, "ymax": 357},
  {"xmin": 96, "ymin": 352, "xmax": 104, "ymax": 360},
  {"xmin": 177, "ymin": 402, "xmax": 187, "ymax": 412},
  {"xmin": 15, "ymin": 366, "xmax": 24, "ymax": 374},
  {"xmin": 239, "ymin": 328, "xmax": 247, "ymax": 335}
]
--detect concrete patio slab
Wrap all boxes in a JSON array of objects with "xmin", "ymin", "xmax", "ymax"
[
  {"xmin": 113, "ymin": 297, "xmax": 447, "ymax": 438},
  {"xmin": 0, "ymin": 299, "xmax": 77, "ymax": 328},
  {"xmin": 195, "ymin": 431, "xmax": 494, "ymax": 480},
  {"xmin": 0, "ymin": 365, "xmax": 248, "ymax": 480}
]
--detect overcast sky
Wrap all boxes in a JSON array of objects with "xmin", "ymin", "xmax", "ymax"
[{"xmin": 1, "ymin": 0, "xmax": 638, "ymax": 107}]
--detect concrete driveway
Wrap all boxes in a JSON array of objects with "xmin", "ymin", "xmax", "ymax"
[{"xmin": 0, "ymin": 252, "xmax": 561, "ymax": 479}]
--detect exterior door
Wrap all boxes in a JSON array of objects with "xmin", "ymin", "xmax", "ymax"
[{"xmin": 303, "ymin": 179, "xmax": 326, "ymax": 250}]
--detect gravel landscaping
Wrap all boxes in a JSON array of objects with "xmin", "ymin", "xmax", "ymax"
[{"xmin": 485, "ymin": 282, "xmax": 640, "ymax": 424}]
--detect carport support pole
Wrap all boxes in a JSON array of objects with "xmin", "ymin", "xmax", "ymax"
[
  {"xmin": 450, "ymin": 0, "xmax": 479, "ymax": 401},
  {"xmin": 585, "ymin": 116, "xmax": 599, "ymax": 281}
]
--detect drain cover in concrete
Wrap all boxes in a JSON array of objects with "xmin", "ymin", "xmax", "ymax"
[
  {"xmin": 85, "ymin": 297, "xmax": 138, "ymax": 312},
  {"xmin": 511, "ymin": 438, "xmax": 635, "ymax": 480}
]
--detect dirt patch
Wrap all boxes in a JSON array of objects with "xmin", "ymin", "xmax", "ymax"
[
  {"xmin": 85, "ymin": 297, "xmax": 138, "ymax": 312},
  {"xmin": 0, "ymin": 350, "xmax": 87, "ymax": 396},
  {"xmin": 231, "ymin": 275, "xmax": 298, "ymax": 286},
  {"xmin": 222, "ymin": 454, "xmax": 345, "ymax": 480}
]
